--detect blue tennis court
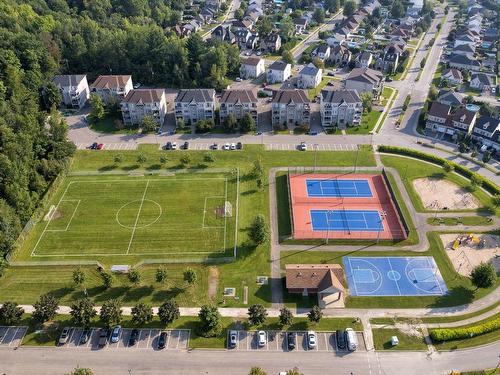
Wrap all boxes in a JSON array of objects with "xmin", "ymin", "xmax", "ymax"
[
  {"xmin": 343, "ymin": 256, "xmax": 448, "ymax": 296},
  {"xmin": 310, "ymin": 210, "xmax": 383, "ymax": 232},
  {"xmin": 306, "ymin": 179, "xmax": 373, "ymax": 198}
]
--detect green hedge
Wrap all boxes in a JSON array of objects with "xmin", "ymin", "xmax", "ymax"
[
  {"xmin": 429, "ymin": 316, "xmax": 500, "ymax": 342},
  {"xmin": 377, "ymin": 145, "xmax": 500, "ymax": 196}
]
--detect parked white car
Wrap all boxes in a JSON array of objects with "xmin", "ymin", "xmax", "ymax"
[
  {"xmin": 258, "ymin": 331, "xmax": 267, "ymax": 347},
  {"xmin": 307, "ymin": 331, "xmax": 317, "ymax": 349}
]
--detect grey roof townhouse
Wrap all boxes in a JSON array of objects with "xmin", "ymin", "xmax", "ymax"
[
  {"xmin": 297, "ymin": 64, "xmax": 322, "ymax": 89},
  {"xmin": 52, "ymin": 74, "xmax": 90, "ymax": 109},
  {"xmin": 121, "ymin": 89, "xmax": 167, "ymax": 127},
  {"xmin": 240, "ymin": 57, "xmax": 265, "ymax": 79},
  {"xmin": 313, "ymin": 44, "xmax": 331, "ymax": 61},
  {"xmin": 452, "ymin": 107, "xmax": 477, "ymax": 135},
  {"xmin": 329, "ymin": 45, "xmax": 351, "ymax": 65},
  {"xmin": 425, "ymin": 102, "xmax": 452, "ymax": 133},
  {"xmin": 437, "ymin": 90, "xmax": 463, "ymax": 107},
  {"xmin": 470, "ymin": 73, "xmax": 495, "ymax": 91},
  {"xmin": 472, "ymin": 116, "xmax": 500, "ymax": 151},
  {"xmin": 261, "ymin": 33, "xmax": 281, "ymax": 52},
  {"xmin": 271, "ymin": 89, "xmax": 310, "ymax": 128},
  {"xmin": 345, "ymin": 67, "xmax": 384, "ymax": 99},
  {"xmin": 320, "ymin": 89, "xmax": 362, "ymax": 129},
  {"xmin": 219, "ymin": 89, "xmax": 258, "ymax": 125},
  {"xmin": 174, "ymin": 89, "xmax": 216, "ymax": 126},
  {"xmin": 448, "ymin": 54, "xmax": 481, "ymax": 72},
  {"xmin": 441, "ymin": 68, "xmax": 463, "ymax": 85},
  {"xmin": 267, "ymin": 60, "xmax": 291, "ymax": 84}
]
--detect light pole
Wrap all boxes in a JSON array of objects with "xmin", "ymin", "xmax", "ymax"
[
  {"xmin": 325, "ymin": 209, "xmax": 333, "ymax": 245},
  {"xmin": 376, "ymin": 210, "xmax": 387, "ymax": 244},
  {"xmin": 313, "ymin": 144, "xmax": 319, "ymax": 172}
]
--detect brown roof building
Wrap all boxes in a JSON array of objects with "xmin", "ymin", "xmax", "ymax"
[{"xmin": 285, "ymin": 264, "xmax": 346, "ymax": 308}]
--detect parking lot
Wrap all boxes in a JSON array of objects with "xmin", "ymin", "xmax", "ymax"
[
  {"xmin": 63, "ymin": 328, "xmax": 189, "ymax": 351},
  {"xmin": 228, "ymin": 331, "xmax": 366, "ymax": 352},
  {"xmin": 0, "ymin": 326, "xmax": 28, "ymax": 348}
]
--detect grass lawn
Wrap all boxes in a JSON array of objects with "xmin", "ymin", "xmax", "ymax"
[
  {"xmin": 380, "ymin": 154, "xmax": 497, "ymax": 215},
  {"xmin": 372, "ymin": 328, "xmax": 427, "ymax": 350},
  {"xmin": 280, "ymin": 232, "xmax": 500, "ymax": 309},
  {"xmin": 427, "ymin": 216, "xmax": 494, "ymax": 226},
  {"xmin": 20, "ymin": 313, "xmax": 362, "ymax": 348},
  {"xmin": 370, "ymin": 301, "xmax": 500, "ymax": 325},
  {"xmin": 307, "ymin": 76, "xmax": 331, "ymax": 100},
  {"xmin": 1, "ymin": 145, "xmax": 375, "ymax": 308},
  {"xmin": 431, "ymin": 315, "xmax": 500, "ymax": 351},
  {"xmin": 393, "ymin": 49, "xmax": 414, "ymax": 81},
  {"xmin": 88, "ymin": 112, "xmax": 136, "ymax": 134}
]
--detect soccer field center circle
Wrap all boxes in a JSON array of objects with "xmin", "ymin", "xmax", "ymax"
[{"xmin": 115, "ymin": 199, "xmax": 163, "ymax": 229}]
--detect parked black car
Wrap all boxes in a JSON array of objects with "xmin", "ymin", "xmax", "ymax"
[
  {"xmin": 80, "ymin": 329, "xmax": 92, "ymax": 344},
  {"xmin": 158, "ymin": 331, "xmax": 167, "ymax": 349},
  {"xmin": 236, "ymin": 142, "xmax": 242, "ymax": 150},
  {"xmin": 336, "ymin": 329, "xmax": 347, "ymax": 350},
  {"xmin": 287, "ymin": 332, "xmax": 296, "ymax": 350},
  {"xmin": 183, "ymin": 141, "xmax": 189, "ymax": 150},
  {"xmin": 164, "ymin": 142, "xmax": 172, "ymax": 150},
  {"xmin": 129, "ymin": 329, "xmax": 140, "ymax": 346}
]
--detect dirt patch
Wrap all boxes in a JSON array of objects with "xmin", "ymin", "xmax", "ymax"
[
  {"xmin": 412, "ymin": 178, "xmax": 479, "ymax": 210},
  {"xmin": 208, "ymin": 266, "xmax": 219, "ymax": 301},
  {"xmin": 43, "ymin": 206, "xmax": 63, "ymax": 221},
  {"xmin": 441, "ymin": 233, "xmax": 500, "ymax": 276}
]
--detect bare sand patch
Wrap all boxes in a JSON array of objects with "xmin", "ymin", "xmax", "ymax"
[
  {"xmin": 412, "ymin": 178, "xmax": 479, "ymax": 210},
  {"xmin": 208, "ymin": 266, "xmax": 219, "ymax": 301},
  {"xmin": 43, "ymin": 205, "xmax": 63, "ymax": 221},
  {"xmin": 441, "ymin": 233, "xmax": 500, "ymax": 276}
]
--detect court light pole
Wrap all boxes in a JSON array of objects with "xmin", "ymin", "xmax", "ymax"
[
  {"xmin": 325, "ymin": 209, "xmax": 333, "ymax": 245},
  {"xmin": 376, "ymin": 210, "xmax": 387, "ymax": 244}
]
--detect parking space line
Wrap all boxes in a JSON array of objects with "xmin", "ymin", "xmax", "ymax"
[
  {"xmin": 176, "ymin": 331, "xmax": 181, "ymax": 349},
  {"xmin": 0, "ymin": 328, "xmax": 8, "ymax": 345},
  {"xmin": 146, "ymin": 329, "xmax": 152, "ymax": 348},
  {"xmin": 165, "ymin": 330, "xmax": 171, "ymax": 349},
  {"xmin": 8, "ymin": 327, "xmax": 19, "ymax": 347}
]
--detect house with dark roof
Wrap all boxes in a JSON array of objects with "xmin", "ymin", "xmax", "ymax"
[
  {"xmin": 174, "ymin": 89, "xmax": 216, "ymax": 126},
  {"xmin": 285, "ymin": 264, "xmax": 346, "ymax": 308},
  {"xmin": 345, "ymin": 67, "xmax": 384, "ymax": 99},
  {"xmin": 267, "ymin": 60, "xmax": 291, "ymax": 83},
  {"xmin": 329, "ymin": 44, "xmax": 351, "ymax": 65},
  {"xmin": 448, "ymin": 54, "xmax": 481, "ymax": 72},
  {"xmin": 472, "ymin": 117, "xmax": 500, "ymax": 151},
  {"xmin": 441, "ymin": 68, "xmax": 463, "ymax": 86},
  {"xmin": 261, "ymin": 33, "xmax": 281, "ymax": 52},
  {"xmin": 382, "ymin": 44, "xmax": 403, "ymax": 74},
  {"xmin": 452, "ymin": 107, "xmax": 477, "ymax": 135},
  {"xmin": 437, "ymin": 90, "xmax": 463, "ymax": 107},
  {"xmin": 293, "ymin": 17, "xmax": 308, "ymax": 34},
  {"xmin": 313, "ymin": 44, "xmax": 331, "ymax": 61},
  {"xmin": 453, "ymin": 33, "xmax": 476, "ymax": 48},
  {"xmin": 121, "ymin": 89, "xmax": 167, "ymax": 127},
  {"xmin": 219, "ymin": 89, "xmax": 258, "ymax": 125},
  {"xmin": 211, "ymin": 25, "xmax": 235, "ymax": 44},
  {"xmin": 320, "ymin": 89, "xmax": 362, "ymax": 129},
  {"xmin": 297, "ymin": 64, "xmax": 322, "ymax": 89},
  {"xmin": 52, "ymin": 74, "xmax": 90, "ymax": 109},
  {"xmin": 271, "ymin": 89, "xmax": 310, "ymax": 128},
  {"xmin": 470, "ymin": 73, "xmax": 495, "ymax": 91},
  {"xmin": 357, "ymin": 51, "xmax": 373, "ymax": 68},
  {"xmin": 234, "ymin": 29, "xmax": 252, "ymax": 48},
  {"xmin": 425, "ymin": 102, "xmax": 452, "ymax": 133},
  {"xmin": 232, "ymin": 19, "xmax": 253, "ymax": 30},
  {"xmin": 452, "ymin": 44, "xmax": 475, "ymax": 58},
  {"xmin": 91, "ymin": 75, "xmax": 133, "ymax": 104}
]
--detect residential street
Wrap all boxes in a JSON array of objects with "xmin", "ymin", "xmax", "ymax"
[{"xmin": 0, "ymin": 342, "xmax": 499, "ymax": 375}]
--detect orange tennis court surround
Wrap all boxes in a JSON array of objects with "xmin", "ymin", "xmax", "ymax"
[{"xmin": 288, "ymin": 173, "xmax": 408, "ymax": 241}]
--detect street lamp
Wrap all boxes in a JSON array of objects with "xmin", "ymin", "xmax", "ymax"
[{"xmin": 376, "ymin": 210, "xmax": 387, "ymax": 244}]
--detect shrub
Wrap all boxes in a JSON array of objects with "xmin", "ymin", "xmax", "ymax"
[{"xmin": 429, "ymin": 317, "xmax": 500, "ymax": 342}]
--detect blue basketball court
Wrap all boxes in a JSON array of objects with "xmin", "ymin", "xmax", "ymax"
[
  {"xmin": 343, "ymin": 256, "xmax": 448, "ymax": 296},
  {"xmin": 310, "ymin": 210, "xmax": 382, "ymax": 232},
  {"xmin": 306, "ymin": 179, "xmax": 373, "ymax": 198}
]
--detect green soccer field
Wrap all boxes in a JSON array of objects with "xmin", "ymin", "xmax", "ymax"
[{"xmin": 19, "ymin": 171, "xmax": 238, "ymax": 261}]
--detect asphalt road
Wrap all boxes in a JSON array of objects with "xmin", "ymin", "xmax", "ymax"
[{"xmin": 1, "ymin": 343, "xmax": 499, "ymax": 375}]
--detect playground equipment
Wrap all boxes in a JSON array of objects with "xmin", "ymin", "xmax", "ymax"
[{"xmin": 451, "ymin": 234, "xmax": 482, "ymax": 250}]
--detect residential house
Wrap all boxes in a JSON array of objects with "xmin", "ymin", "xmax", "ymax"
[
  {"xmin": 329, "ymin": 44, "xmax": 351, "ymax": 65},
  {"xmin": 437, "ymin": 90, "xmax": 463, "ymax": 107},
  {"xmin": 313, "ymin": 44, "xmax": 331, "ymax": 61},
  {"xmin": 174, "ymin": 89, "xmax": 216, "ymax": 126},
  {"xmin": 219, "ymin": 89, "xmax": 258, "ymax": 125},
  {"xmin": 91, "ymin": 75, "xmax": 133, "ymax": 104},
  {"xmin": 267, "ymin": 60, "xmax": 291, "ymax": 84},
  {"xmin": 211, "ymin": 25, "xmax": 235, "ymax": 44},
  {"xmin": 448, "ymin": 54, "xmax": 481, "ymax": 72},
  {"xmin": 441, "ymin": 68, "xmax": 463, "ymax": 86},
  {"xmin": 453, "ymin": 33, "xmax": 477, "ymax": 48},
  {"xmin": 425, "ymin": 102, "xmax": 452, "ymax": 133},
  {"xmin": 470, "ymin": 73, "xmax": 495, "ymax": 91},
  {"xmin": 234, "ymin": 29, "xmax": 252, "ymax": 48},
  {"xmin": 271, "ymin": 89, "xmax": 310, "ymax": 128},
  {"xmin": 320, "ymin": 89, "xmax": 362, "ymax": 129},
  {"xmin": 297, "ymin": 64, "xmax": 322, "ymax": 89},
  {"xmin": 232, "ymin": 19, "xmax": 253, "ymax": 30},
  {"xmin": 52, "ymin": 74, "xmax": 90, "ymax": 109},
  {"xmin": 481, "ymin": 35, "xmax": 497, "ymax": 49},
  {"xmin": 391, "ymin": 27, "xmax": 410, "ymax": 41},
  {"xmin": 357, "ymin": 51, "xmax": 373, "ymax": 68},
  {"xmin": 345, "ymin": 67, "xmax": 384, "ymax": 99},
  {"xmin": 261, "ymin": 33, "xmax": 281, "ymax": 52},
  {"xmin": 293, "ymin": 17, "xmax": 308, "ymax": 34},
  {"xmin": 452, "ymin": 107, "xmax": 477, "ymax": 136},
  {"xmin": 285, "ymin": 264, "xmax": 346, "ymax": 308},
  {"xmin": 382, "ymin": 44, "xmax": 403, "ymax": 74},
  {"xmin": 472, "ymin": 117, "xmax": 500, "ymax": 151},
  {"xmin": 121, "ymin": 89, "xmax": 167, "ymax": 127},
  {"xmin": 452, "ymin": 44, "xmax": 475, "ymax": 58},
  {"xmin": 240, "ymin": 57, "xmax": 265, "ymax": 79}
]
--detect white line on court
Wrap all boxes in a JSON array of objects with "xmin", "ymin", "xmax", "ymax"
[
  {"xmin": 126, "ymin": 180, "xmax": 150, "ymax": 254},
  {"xmin": 387, "ymin": 258, "xmax": 402, "ymax": 296}
]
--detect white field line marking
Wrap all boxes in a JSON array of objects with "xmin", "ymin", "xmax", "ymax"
[
  {"xmin": 233, "ymin": 168, "xmax": 240, "ymax": 258},
  {"xmin": 45, "ymin": 200, "xmax": 81, "ymax": 232},
  {"xmin": 127, "ymin": 180, "xmax": 150, "ymax": 255},
  {"xmin": 31, "ymin": 181, "xmax": 73, "ymax": 256},
  {"xmin": 387, "ymin": 257, "xmax": 402, "ymax": 296},
  {"xmin": 223, "ymin": 178, "xmax": 228, "ymax": 253},
  {"xmin": 202, "ymin": 196, "xmax": 225, "ymax": 229}
]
